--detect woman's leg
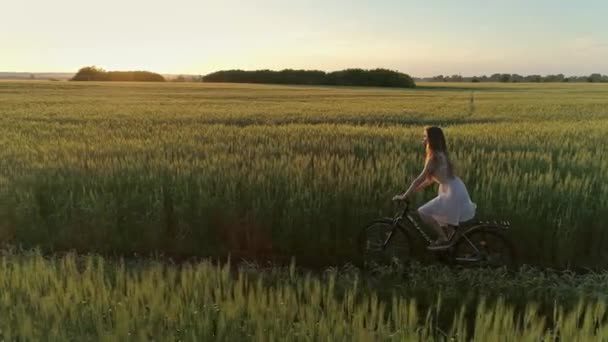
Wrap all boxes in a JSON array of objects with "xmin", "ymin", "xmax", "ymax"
[{"xmin": 418, "ymin": 210, "xmax": 448, "ymax": 242}]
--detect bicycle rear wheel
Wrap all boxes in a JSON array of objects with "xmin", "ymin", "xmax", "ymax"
[
  {"xmin": 358, "ymin": 219, "xmax": 412, "ymax": 267},
  {"xmin": 450, "ymin": 227, "xmax": 516, "ymax": 268}
]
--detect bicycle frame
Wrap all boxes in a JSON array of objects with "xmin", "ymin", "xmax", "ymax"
[
  {"xmin": 382, "ymin": 202, "xmax": 434, "ymax": 250},
  {"xmin": 399, "ymin": 212, "xmax": 434, "ymax": 243},
  {"xmin": 380, "ymin": 200, "xmax": 511, "ymax": 246}
]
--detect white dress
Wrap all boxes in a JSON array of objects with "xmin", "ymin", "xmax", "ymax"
[{"xmin": 417, "ymin": 153, "xmax": 476, "ymax": 226}]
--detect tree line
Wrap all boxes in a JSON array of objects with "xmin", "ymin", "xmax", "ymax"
[
  {"xmin": 202, "ymin": 68, "xmax": 416, "ymax": 88},
  {"xmin": 418, "ymin": 73, "xmax": 608, "ymax": 83},
  {"xmin": 71, "ymin": 66, "xmax": 165, "ymax": 82},
  {"xmin": 72, "ymin": 66, "xmax": 607, "ymax": 85}
]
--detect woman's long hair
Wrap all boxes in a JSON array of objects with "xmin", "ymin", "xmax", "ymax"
[{"xmin": 425, "ymin": 126, "xmax": 454, "ymax": 178}]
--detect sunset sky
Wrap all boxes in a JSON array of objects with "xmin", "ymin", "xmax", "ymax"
[{"xmin": 2, "ymin": 0, "xmax": 607, "ymax": 76}]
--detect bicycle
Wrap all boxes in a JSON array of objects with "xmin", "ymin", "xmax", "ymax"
[{"xmin": 358, "ymin": 199, "xmax": 516, "ymax": 268}]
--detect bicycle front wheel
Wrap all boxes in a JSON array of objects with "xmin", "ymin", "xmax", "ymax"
[{"xmin": 358, "ymin": 219, "xmax": 412, "ymax": 267}]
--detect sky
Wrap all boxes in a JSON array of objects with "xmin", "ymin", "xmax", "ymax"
[{"xmin": 2, "ymin": 0, "xmax": 607, "ymax": 76}]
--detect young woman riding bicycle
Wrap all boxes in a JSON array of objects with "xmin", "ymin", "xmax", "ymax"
[{"xmin": 392, "ymin": 126, "xmax": 476, "ymax": 250}]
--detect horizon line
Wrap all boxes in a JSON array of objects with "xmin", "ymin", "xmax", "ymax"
[{"xmin": 1, "ymin": 69, "xmax": 607, "ymax": 79}]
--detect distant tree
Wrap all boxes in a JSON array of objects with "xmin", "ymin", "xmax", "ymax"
[
  {"xmin": 471, "ymin": 76, "xmax": 480, "ymax": 83},
  {"xmin": 588, "ymin": 73, "xmax": 603, "ymax": 83},
  {"xmin": 524, "ymin": 75, "xmax": 542, "ymax": 82},
  {"xmin": 489, "ymin": 73, "xmax": 501, "ymax": 82},
  {"xmin": 29, "ymin": 73, "xmax": 35, "ymax": 80},
  {"xmin": 71, "ymin": 66, "xmax": 165, "ymax": 82},
  {"xmin": 499, "ymin": 74, "xmax": 511, "ymax": 82},
  {"xmin": 202, "ymin": 68, "xmax": 415, "ymax": 88},
  {"xmin": 326, "ymin": 68, "xmax": 415, "ymax": 87},
  {"xmin": 174, "ymin": 75, "xmax": 186, "ymax": 82},
  {"xmin": 448, "ymin": 74, "xmax": 463, "ymax": 82},
  {"xmin": 543, "ymin": 74, "xmax": 565, "ymax": 82},
  {"xmin": 72, "ymin": 66, "xmax": 107, "ymax": 81},
  {"xmin": 510, "ymin": 74, "xmax": 524, "ymax": 83}
]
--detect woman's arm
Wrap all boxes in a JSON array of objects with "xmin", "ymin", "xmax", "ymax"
[
  {"xmin": 393, "ymin": 158, "xmax": 435, "ymax": 200},
  {"xmin": 414, "ymin": 178, "xmax": 434, "ymax": 192}
]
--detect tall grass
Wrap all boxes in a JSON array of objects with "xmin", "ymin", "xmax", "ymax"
[
  {"xmin": 0, "ymin": 251, "xmax": 607, "ymax": 340},
  {"xmin": 1, "ymin": 81, "xmax": 607, "ymax": 267}
]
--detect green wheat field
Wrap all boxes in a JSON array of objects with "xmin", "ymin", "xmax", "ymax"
[{"xmin": 1, "ymin": 80, "xmax": 607, "ymax": 339}]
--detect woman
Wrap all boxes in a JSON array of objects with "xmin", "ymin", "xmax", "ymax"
[{"xmin": 393, "ymin": 126, "xmax": 476, "ymax": 250}]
